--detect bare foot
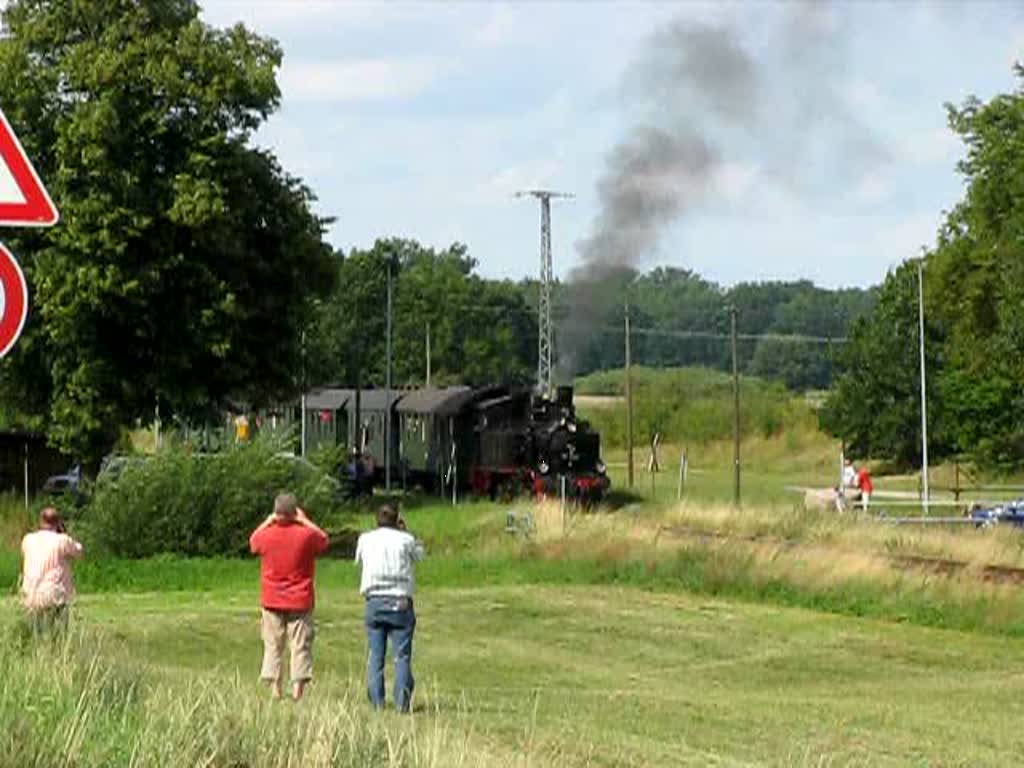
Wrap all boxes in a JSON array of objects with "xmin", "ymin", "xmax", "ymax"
[
  {"xmin": 292, "ymin": 681, "xmax": 306, "ymax": 701},
  {"xmin": 270, "ymin": 681, "xmax": 283, "ymax": 700}
]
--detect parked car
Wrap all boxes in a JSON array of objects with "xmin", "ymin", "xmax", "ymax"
[
  {"xmin": 42, "ymin": 464, "xmax": 85, "ymax": 502},
  {"xmin": 96, "ymin": 455, "xmax": 150, "ymax": 487},
  {"xmin": 969, "ymin": 500, "xmax": 1024, "ymax": 528}
]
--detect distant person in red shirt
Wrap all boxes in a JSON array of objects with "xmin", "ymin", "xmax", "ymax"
[
  {"xmin": 249, "ymin": 493, "xmax": 329, "ymax": 701},
  {"xmin": 856, "ymin": 467, "xmax": 874, "ymax": 512}
]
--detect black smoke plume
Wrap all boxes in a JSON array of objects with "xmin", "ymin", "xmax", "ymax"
[{"xmin": 558, "ymin": 2, "xmax": 886, "ymax": 377}]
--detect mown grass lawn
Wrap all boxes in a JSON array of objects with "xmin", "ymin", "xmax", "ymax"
[
  {"xmin": 69, "ymin": 579, "xmax": 1024, "ymax": 767},
  {"xmin": 8, "ymin": 497, "xmax": 1024, "ymax": 765}
]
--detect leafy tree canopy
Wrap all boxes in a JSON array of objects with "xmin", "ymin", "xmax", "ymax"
[
  {"xmin": 307, "ymin": 238, "xmax": 536, "ymax": 390},
  {"xmin": 823, "ymin": 66, "xmax": 1024, "ymax": 468},
  {"xmin": 0, "ymin": 0, "xmax": 336, "ymax": 459},
  {"xmin": 556, "ymin": 268, "xmax": 875, "ymax": 388}
]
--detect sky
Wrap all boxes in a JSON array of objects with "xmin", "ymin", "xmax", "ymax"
[{"xmin": 199, "ymin": 0, "xmax": 1024, "ymax": 289}]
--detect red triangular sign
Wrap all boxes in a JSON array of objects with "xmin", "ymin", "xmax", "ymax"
[{"xmin": 0, "ymin": 110, "xmax": 58, "ymax": 227}]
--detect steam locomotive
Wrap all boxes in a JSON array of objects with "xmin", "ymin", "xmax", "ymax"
[{"xmin": 299, "ymin": 384, "xmax": 609, "ymax": 502}]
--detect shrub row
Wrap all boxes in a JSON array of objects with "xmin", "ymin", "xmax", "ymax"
[
  {"xmin": 80, "ymin": 435, "xmax": 352, "ymax": 558},
  {"xmin": 576, "ymin": 366, "xmax": 813, "ymax": 447}
]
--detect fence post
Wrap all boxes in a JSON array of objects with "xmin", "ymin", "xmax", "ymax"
[
  {"xmin": 677, "ymin": 449, "xmax": 688, "ymax": 500},
  {"xmin": 560, "ymin": 475, "xmax": 567, "ymax": 535}
]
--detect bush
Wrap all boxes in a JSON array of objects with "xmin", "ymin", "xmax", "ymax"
[
  {"xmin": 81, "ymin": 435, "xmax": 352, "ymax": 558},
  {"xmin": 575, "ymin": 366, "xmax": 805, "ymax": 449}
]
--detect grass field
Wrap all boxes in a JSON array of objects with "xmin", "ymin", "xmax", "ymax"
[
  {"xmin": 5, "ymin": 496, "xmax": 1024, "ymax": 766},
  {"xmin": 7, "ymin": 582, "xmax": 1021, "ymax": 767}
]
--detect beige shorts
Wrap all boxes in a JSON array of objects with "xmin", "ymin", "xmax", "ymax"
[{"xmin": 260, "ymin": 608, "xmax": 315, "ymax": 684}]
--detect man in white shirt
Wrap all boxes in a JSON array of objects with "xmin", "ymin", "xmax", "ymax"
[{"xmin": 354, "ymin": 504, "xmax": 425, "ymax": 712}]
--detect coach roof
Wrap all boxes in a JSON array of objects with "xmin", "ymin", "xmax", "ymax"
[
  {"xmin": 304, "ymin": 387, "xmax": 351, "ymax": 411},
  {"xmin": 396, "ymin": 387, "xmax": 475, "ymax": 416}
]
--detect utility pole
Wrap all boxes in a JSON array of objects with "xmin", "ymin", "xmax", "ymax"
[
  {"xmin": 425, "ymin": 321, "xmax": 431, "ymax": 388},
  {"xmin": 385, "ymin": 255, "xmax": 394, "ymax": 492},
  {"xmin": 730, "ymin": 305, "xmax": 740, "ymax": 508},
  {"xmin": 516, "ymin": 189, "xmax": 573, "ymax": 396},
  {"xmin": 917, "ymin": 257, "xmax": 929, "ymax": 508},
  {"xmin": 300, "ymin": 330, "xmax": 307, "ymax": 457},
  {"xmin": 625, "ymin": 302, "xmax": 634, "ymax": 488}
]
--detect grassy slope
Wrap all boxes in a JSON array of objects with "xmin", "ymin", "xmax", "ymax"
[
  {"xmin": 7, "ymin": 486, "xmax": 1024, "ymax": 764},
  {"xmin": 9, "ymin": 582, "xmax": 1021, "ymax": 767}
]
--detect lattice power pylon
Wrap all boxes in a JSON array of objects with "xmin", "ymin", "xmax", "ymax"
[{"xmin": 516, "ymin": 189, "xmax": 572, "ymax": 395}]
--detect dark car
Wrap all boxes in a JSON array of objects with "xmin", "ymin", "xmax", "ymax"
[
  {"xmin": 96, "ymin": 455, "xmax": 149, "ymax": 486},
  {"xmin": 969, "ymin": 500, "xmax": 1024, "ymax": 528},
  {"xmin": 42, "ymin": 464, "xmax": 87, "ymax": 503}
]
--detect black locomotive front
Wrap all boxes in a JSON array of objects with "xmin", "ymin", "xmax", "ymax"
[{"xmin": 526, "ymin": 386, "xmax": 610, "ymax": 502}]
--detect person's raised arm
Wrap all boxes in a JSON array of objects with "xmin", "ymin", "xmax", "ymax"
[
  {"xmin": 249, "ymin": 513, "xmax": 276, "ymax": 553},
  {"xmin": 406, "ymin": 532, "xmax": 425, "ymax": 562},
  {"xmin": 62, "ymin": 535, "xmax": 83, "ymax": 559},
  {"xmin": 295, "ymin": 507, "xmax": 329, "ymax": 551}
]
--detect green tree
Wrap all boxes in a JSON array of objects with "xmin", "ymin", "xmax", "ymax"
[
  {"xmin": 820, "ymin": 263, "xmax": 947, "ymax": 467},
  {"xmin": 928, "ymin": 66, "xmax": 1024, "ymax": 465},
  {"xmin": 0, "ymin": 0, "xmax": 336, "ymax": 459},
  {"xmin": 308, "ymin": 238, "xmax": 535, "ymax": 390},
  {"xmin": 826, "ymin": 66, "xmax": 1024, "ymax": 468}
]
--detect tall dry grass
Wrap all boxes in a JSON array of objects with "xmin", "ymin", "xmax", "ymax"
[
  {"xmin": 516, "ymin": 498, "xmax": 1024, "ymax": 635},
  {"xmin": 0, "ymin": 494, "xmax": 31, "ymax": 552},
  {"xmin": 656, "ymin": 500, "xmax": 1024, "ymax": 569},
  {"xmin": 0, "ymin": 616, "xmax": 530, "ymax": 768}
]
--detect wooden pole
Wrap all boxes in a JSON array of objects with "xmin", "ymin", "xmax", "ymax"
[
  {"xmin": 625, "ymin": 302, "xmax": 634, "ymax": 488},
  {"xmin": 677, "ymin": 449, "xmax": 687, "ymax": 500},
  {"xmin": 385, "ymin": 258, "xmax": 393, "ymax": 492},
  {"xmin": 23, "ymin": 441, "xmax": 29, "ymax": 511},
  {"xmin": 730, "ymin": 305, "xmax": 740, "ymax": 508},
  {"xmin": 425, "ymin": 321, "xmax": 432, "ymax": 388},
  {"xmin": 917, "ymin": 258, "xmax": 929, "ymax": 508}
]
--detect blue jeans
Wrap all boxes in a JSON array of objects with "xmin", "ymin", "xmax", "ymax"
[{"xmin": 365, "ymin": 596, "xmax": 416, "ymax": 711}]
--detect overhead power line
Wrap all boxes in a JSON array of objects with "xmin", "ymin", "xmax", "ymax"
[{"xmin": 599, "ymin": 326, "xmax": 848, "ymax": 344}]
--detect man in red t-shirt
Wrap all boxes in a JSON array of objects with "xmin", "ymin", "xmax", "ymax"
[
  {"xmin": 249, "ymin": 492, "xmax": 329, "ymax": 701},
  {"xmin": 856, "ymin": 467, "xmax": 874, "ymax": 512}
]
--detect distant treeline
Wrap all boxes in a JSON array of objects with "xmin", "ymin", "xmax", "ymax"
[
  {"xmin": 306, "ymin": 240, "xmax": 877, "ymax": 394},
  {"xmin": 551, "ymin": 269, "xmax": 876, "ymax": 389}
]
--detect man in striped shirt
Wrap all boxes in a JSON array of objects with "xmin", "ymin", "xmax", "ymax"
[
  {"xmin": 21, "ymin": 507, "xmax": 83, "ymax": 636},
  {"xmin": 355, "ymin": 504, "xmax": 425, "ymax": 712}
]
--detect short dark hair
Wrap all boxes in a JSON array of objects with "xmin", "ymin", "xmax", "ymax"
[
  {"xmin": 376, "ymin": 504, "xmax": 399, "ymax": 528},
  {"xmin": 274, "ymin": 493, "xmax": 298, "ymax": 518},
  {"xmin": 40, "ymin": 507, "xmax": 64, "ymax": 532}
]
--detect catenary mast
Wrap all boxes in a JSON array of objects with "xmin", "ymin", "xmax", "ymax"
[{"xmin": 516, "ymin": 189, "xmax": 572, "ymax": 395}]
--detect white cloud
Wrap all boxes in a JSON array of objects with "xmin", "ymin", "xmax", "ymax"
[
  {"xmin": 479, "ymin": 158, "xmax": 566, "ymax": 202},
  {"xmin": 850, "ymin": 170, "xmax": 893, "ymax": 206},
  {"xmin": 844, "ymin": 77, "xmax": 885, "ymax": 113},
  {"xmin": 713, "ymin": 162, "xmax": 760, "ymax": 204},
  {"xmin": 1009, "ymin": 25, "xmax": 1024, "ymax": 65},
  {"xmin": 200, "ymin": 1, "xmax": 430, "ymax": 33},
  {"xmin": 470, "ymin": 5, "xmax": 520, "ymax": 49},
  {"xmin": 900, "ymin": 127, "xmax": 961, "ymax": 167},
  {"xmin": 279, "ymin": 57, "xmax": 451, "ymax": 103},
  {"xmin": 869, "ymin": 211, "xmax": 942, "ymax": 272}
]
